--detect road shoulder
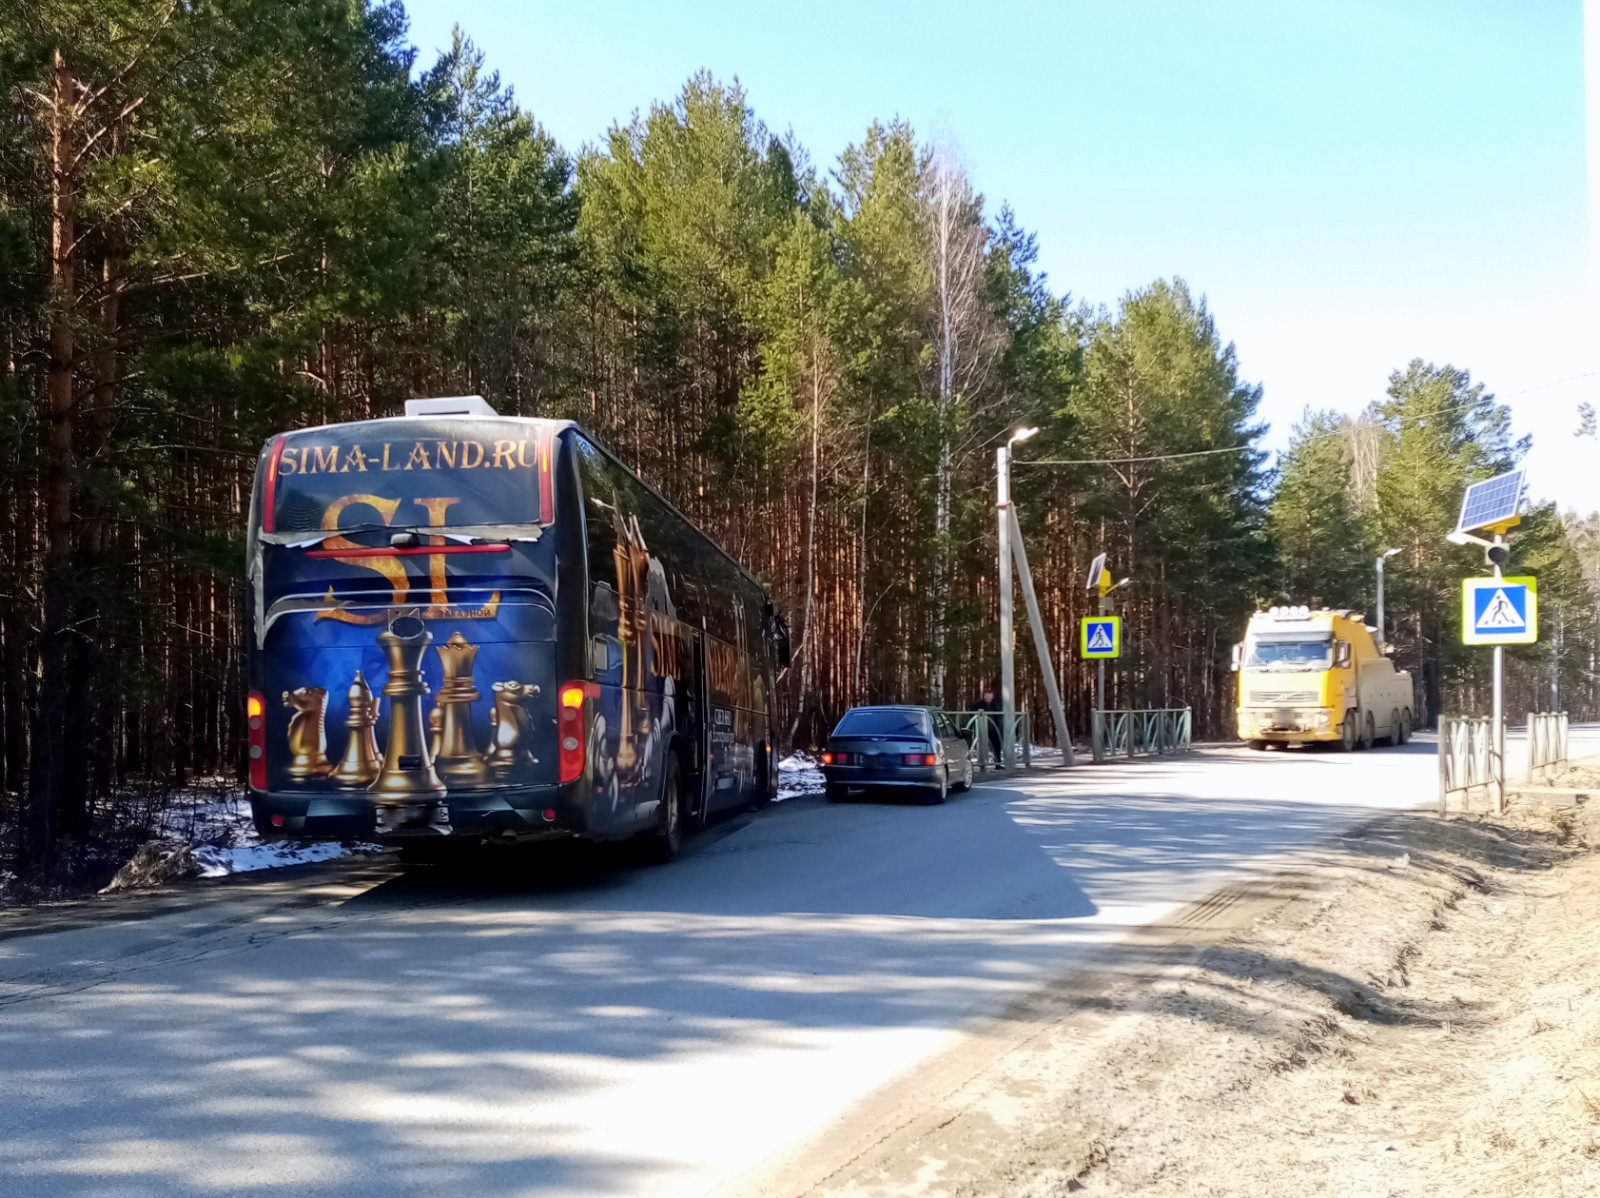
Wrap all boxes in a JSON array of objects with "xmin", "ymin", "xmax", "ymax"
[{"xmin": 739, "ymin": 797, "xmax": 1600, "ymax": 1198}]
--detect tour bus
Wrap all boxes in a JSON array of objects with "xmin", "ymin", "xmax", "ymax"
[{"xmin": 245, "ymin": 396, "xmax": 788, "ymax": 860}]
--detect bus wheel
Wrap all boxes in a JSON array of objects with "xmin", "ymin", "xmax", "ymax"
[
  {"xmin": 651, "ymin": 755, "xmax": 684, "ymax": 863},
  {"xmin": 748, "ymin": 744, "xmax": 773, "ymax": 811}
]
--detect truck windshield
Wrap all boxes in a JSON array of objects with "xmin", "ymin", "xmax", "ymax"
[{"xmin": 1245, "ymin": 638, "xmax": 1331, "ymax": 668}]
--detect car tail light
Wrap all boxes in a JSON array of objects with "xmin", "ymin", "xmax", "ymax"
[
  {"xmin": 559, "ymin": 681, "xmax": 599, "ymax": 784},
  {"xmin": 821, "ymin": 752, "xmax": 833, "ymax": 765},
  {"xmin": 903, "ymin": 753, "xmax": 938, "ymax": 767},
  {"xmin": 247, "ymin": 691, "xmax": 266, "ymax": 790}
]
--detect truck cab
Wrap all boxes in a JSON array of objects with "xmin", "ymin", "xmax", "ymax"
[{"xmin": 1232, "ymin": 606, "xmax": 1414, "ymax": 750}]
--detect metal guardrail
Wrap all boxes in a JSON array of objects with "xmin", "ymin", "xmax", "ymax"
[
  {"xmin": 946, "ymin": 711, "xmax": 1032, "ymax": 772},
  {"xmin": 1525, "ymin": 711, "xmax": 1569, "ymax": 783},
  {"xmin": 1091, "ymin": 707, "xmax": 1192, "ymax": 763},
  {"xmin": 1438, "ymin": 714, "xmax": 1497, "ymax": 813}
]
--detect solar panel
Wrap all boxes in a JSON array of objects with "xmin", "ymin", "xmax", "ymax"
[
  {"xmin": 1085, "ymin": 552, "xmax": 1107, "ymax": 592},
  {"xmin": 1456, "ymin": 469, "xmax": 1526, "ymax": 534}
]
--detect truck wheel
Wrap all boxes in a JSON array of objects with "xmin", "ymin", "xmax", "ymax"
[
  {"xmin": 1388, "ymin": 708, "xmax": 1401, "ymax": 746},
  {"xmin": 1338, "ymin": 712, "xmax": 1358, "ymax": 752},
  {"xmin": 1360, "ymin": 712, "xmax": 1376, "ymax": 751},
  {"xmin": 1398, "ymin": 709, "xmax": 1412, "ymax": 745},
  {"xmin": 1246, "ymin": 739, "xmax": 1268, "ymax": 751}
]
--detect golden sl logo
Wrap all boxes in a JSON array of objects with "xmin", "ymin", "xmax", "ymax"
[{"xmin": 316, "ymin": 494, "xmax": 500, "ymax": 624}]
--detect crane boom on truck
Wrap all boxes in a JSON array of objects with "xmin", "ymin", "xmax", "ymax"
[{"xmin": 1231, "ymin": 606, "xmax": 1414, "ymax": 751}]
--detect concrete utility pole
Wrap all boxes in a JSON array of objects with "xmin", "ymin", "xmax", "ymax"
[
  {"xmin": 996, "ymin": 428, "xmax": 1037, "ymax": 768},
  {"xmin": 1007, "ymin": 505, "xmax": 1074, "ymax": 766},
  {"xmin": 1376, "ymin": 548, "xmax": 1401, "ymax": 649}
]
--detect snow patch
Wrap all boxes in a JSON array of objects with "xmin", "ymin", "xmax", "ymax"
[{"xmin": 777, "ymin": 751, "xmax": 826, "ymax": 801}]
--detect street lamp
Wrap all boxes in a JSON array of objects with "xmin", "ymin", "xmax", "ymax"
[
  {"xmin": 1375, "ymin": 547, "xmax": 1401, "ymax": 651},
  {"xmin": 997, "ymin": 428, "xmax": 1039, "ymax": 767}
]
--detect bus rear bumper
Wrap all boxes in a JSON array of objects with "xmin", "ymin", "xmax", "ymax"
[{"xmin": 250, "ymin": 786, "xmax": 570, "ymax": 845}]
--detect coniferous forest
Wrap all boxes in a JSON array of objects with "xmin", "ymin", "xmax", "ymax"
[{"xmin": 2, "ymin": 1, "xmax": 1597, "ymax": 882}]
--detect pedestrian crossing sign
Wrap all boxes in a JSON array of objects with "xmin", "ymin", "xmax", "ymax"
[
  {"xmin": 1080, "ymin": 616, "xmax": 1121, "ymax": 659},
  {"xmin": 1461, "ymin": 576, "xmax": 1537, "ymax": 645}
]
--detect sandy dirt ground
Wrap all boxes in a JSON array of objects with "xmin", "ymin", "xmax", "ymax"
[{"xmin": 753, "ymin": 771, "xmax": 1600, "ymax": 1198}]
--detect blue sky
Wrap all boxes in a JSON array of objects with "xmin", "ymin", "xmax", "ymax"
[{"xmin": 401, "ymin": 0, "xmax": 1597, "ymax": 513}]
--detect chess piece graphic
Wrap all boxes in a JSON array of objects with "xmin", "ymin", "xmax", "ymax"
[
  {"xmin": 371, "ymin": 617, "xmax": 446, "ymax": 798},
  {"xmin": 283, "ymin": 686, "xmax": 331, "ymax": 780},
  {"xmin": 488, "ymin": 681, "xmax": 539, "ymax": 781},
  {"xmin": 433, "ymin": 631, "xmax": 488, "ymax": 784},
  {"xmin": 331, "ymin": 671, "xmax": 381, "ymax": 788},
  {"xmin": 428, "ymin": 704, "xmax": 443, "ymax": 762}
]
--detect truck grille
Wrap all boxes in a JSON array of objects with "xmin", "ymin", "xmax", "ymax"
[{"xmin": 1249, "ymin": 690, "xmax": 1318, "ymax": 705}]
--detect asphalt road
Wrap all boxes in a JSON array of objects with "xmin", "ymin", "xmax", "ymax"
[{"xmin": 2, "ymin": 730, "xmax": 1594, "ymax": 1198}]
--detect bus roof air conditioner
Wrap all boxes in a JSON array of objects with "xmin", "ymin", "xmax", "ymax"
[{"xmin": 404, "ymin": 395, "xmax": 498, "ymax": 418}]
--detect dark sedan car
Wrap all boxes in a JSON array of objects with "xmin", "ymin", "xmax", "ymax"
[{"xmin": 820, "ymin": 706, "xmax": 974, "ymax": 804}]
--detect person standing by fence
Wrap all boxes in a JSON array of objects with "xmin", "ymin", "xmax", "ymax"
[{"xmin": 974, "ymin": 685, "xmax": 1003, "ymax": 766}]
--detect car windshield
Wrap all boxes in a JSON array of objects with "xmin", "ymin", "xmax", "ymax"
[
  {"xmin": 833, "ymin": 709, "xmax": 928, "ymax": 739},
  {"xmin": 1245, "ymin": 638, "xmax": 1331, "ymax": 668}
]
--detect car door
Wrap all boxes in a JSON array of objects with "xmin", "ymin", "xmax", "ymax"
[{"xmin": 933, "ymin": 711, "xmax": 963, "ymax": 773}]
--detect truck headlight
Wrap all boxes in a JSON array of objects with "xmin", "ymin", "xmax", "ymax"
[{"xmin": 1313, "ymin": 709, "xmax": 1331, "ymax": 731}]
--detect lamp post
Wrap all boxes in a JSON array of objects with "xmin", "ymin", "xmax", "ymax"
[
  {"xmin": 997, "ymin": 427, "xmax": 1038, "ymax": 768},
  {"xmin": 1375, "ymin": 547, "xmax": 1401, "ymax": 650}
]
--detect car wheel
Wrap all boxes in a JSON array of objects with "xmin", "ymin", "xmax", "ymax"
[
  {"xmin": 1360, "ymin": 712, "xmax": 1376, "ymax": 751},
  {"xmin": 649, "ymin": 754, "xmax": 684, "ymax": 862},
  {"xmin": 920, "ymin": 768, "xmax": 948, "ymax": 806},
  {"xmin": 1338, "ymin": 712, "xmax": 1357, "ymax": 752},
  {"xmin": 825, "ymin": 783, "xmax": 848, "ymax": 803},
  {"xmin": 953, "ymin": 757, "xmax": 972, "ymax": 792}
]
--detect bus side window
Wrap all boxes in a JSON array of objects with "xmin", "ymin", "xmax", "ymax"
[{"xmin": 576, "ymin": 441, "xmax": 621, "ymax": 638}]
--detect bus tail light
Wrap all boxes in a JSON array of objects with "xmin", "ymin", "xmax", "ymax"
[
  {"xmin": 247, "ymin": 691, "xmax": 266, "ymax": 790},
  {"xmin": 559, "ymin": 682, "xmax": 599, "ymax": 784}
]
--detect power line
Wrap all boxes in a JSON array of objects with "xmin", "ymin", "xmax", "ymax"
[
  {"xmin": 1014, "ymin": 445, "xmax": 1253, "ymax": 467},
  {"xmin": 1006, "ymin": 370, "xmax": 1594, "ymax": 470}
]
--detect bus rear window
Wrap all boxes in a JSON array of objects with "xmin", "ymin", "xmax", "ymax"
[{"xmin": 263, "ymin": 420, "xmax": 551, "ymax": 534}]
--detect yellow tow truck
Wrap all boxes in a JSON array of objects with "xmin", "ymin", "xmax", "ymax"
[{"xmin": 1231, "ymin": 606, "xmax": 1415, "ymax": 750}]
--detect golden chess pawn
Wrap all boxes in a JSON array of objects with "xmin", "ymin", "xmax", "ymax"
[
  {"xmin": 371, "ymin": 617, "xmax": 446, "ymax": 798},
  {"xmin": 488, "ymin": 681, "xmax": 539, "ymax": 782},
  {"xmin": 433, "ymin": 631, "xmax": 488, "ymax": 785},
  {"xmin": 331, "ymin": 671, "xmax": 381, "ymax": 788},
  {"xmin": 283, "ymin": 686, "xmax": 331, "ymax": 780}
]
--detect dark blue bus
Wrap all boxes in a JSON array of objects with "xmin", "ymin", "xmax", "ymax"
[{"xmin": 245, "ymin": 397, "xmax": 787, "ymax": 860}]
